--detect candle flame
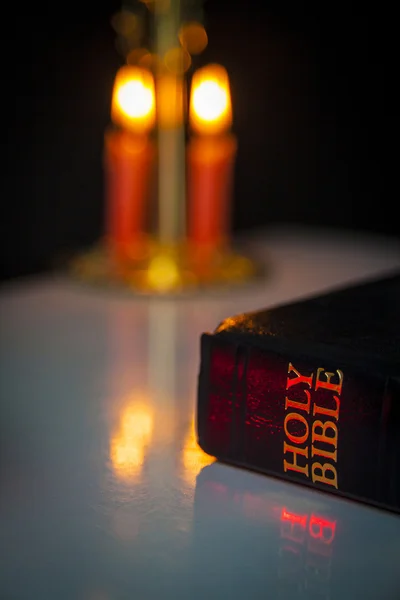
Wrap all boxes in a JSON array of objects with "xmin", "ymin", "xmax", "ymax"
[
  {"xmin": 189, "ymin": 64, "xmax": 232, "ymax": 135},
  {"xmin": 117, "ymin": 81, "xmax": 153, "ymax": 119},
  {"xmin": 111, "ymin": 65, "xmax": 155, "ymax": 134}
]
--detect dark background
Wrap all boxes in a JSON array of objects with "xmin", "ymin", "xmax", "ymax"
[{"xmin": 1, "ymin": 1, "xmax": 392, "ymax": 281}]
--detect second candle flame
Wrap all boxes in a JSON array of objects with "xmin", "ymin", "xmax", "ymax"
[{"xmin": 189, "ymin": 64, "xmax": 232, "ymax": 135}]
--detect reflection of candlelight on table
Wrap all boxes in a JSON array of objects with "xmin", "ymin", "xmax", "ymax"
[
  {"xmin": 181, "ymin": 418, "xmax": 214, "ymax": 487},
  {"xmin": 147, "ymin": 302, "xmax": 177, "ymax": 399},
  {"xmin": 187, "ymin": 64, "xmax": 237, "ymax": 253},
  {"xmin": 104, "ymin": 66, "xmax": 155, "ymax": 260},
  {"xmin": 110, "ymin": 397, "xmax": 154, "ymax": 481},
  {"xmin": 147, "ymin": 301, "xmax": 179, "ymax": 443}
]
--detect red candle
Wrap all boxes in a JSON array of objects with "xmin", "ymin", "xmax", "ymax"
[
  {"xmin": 187, "ymin": 134, "xmax": 237, "ymax": 248},
  {"xmin": 105, "ymin": 66, "xmax": 155, "ymax": 259},
  {"xmin": 104, "ymin": 130, "xmax": 153, "ymax": 258},
  {"xmin": 187, "ymin": 64, "xmax": 237, "ymax": 251}
]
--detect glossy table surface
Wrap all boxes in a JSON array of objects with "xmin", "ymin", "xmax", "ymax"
[{"xmin": 1, "ymin": 226, "xmax": 400, "ymax": 600}]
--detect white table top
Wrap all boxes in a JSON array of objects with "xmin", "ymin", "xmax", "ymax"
[{"xmin": 1, "ymin": 226, "xmax": 400, "ymax": 600}]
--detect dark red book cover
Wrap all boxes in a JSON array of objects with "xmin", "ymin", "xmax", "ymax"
[{"xmin": 196, "ymin": 273, "xmax": 400, "ymax": 513}]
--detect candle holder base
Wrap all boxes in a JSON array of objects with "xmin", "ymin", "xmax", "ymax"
[{"xmin": 68, "ymin": 239, "xmax": 264, "ymax": 296}]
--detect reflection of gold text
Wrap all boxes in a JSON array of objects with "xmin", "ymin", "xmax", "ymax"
[{"xmin": 278, "ymin": 507, "xmax": 337, "ymax": 599}]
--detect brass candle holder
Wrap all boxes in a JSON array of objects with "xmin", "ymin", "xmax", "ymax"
[{"xmin": 69, "ymin": 0, "xmax": 262, "ymax": 295}]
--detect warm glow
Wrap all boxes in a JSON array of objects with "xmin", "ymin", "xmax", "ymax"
[
  {"xmin": 126, "ymin": 47, "xmax": 149, "ymax": 66},
  {"xmin": 156, "ymin": 74, "xmax": 185, "ymax": 128},
  {"xmin": 189, "ymin": 64, "xmax": 232, "ymax": 135},
  {"xmin": 164, "ymin": 47, "xmax": 191, "ymax": 75},
  {"xmin": 110, "ymin": 400, "xmax": 154, "ymax": 481},
  {"xmin": 138, "ymin": 52, "xmax": 163, "ymax": 72},
  {"xmin": 179, "ymin": 22, "xmax": 208, "ymax": 55},
  {"xmin": 182, "ymin": 418, "xmax": 214, "ymax": 487},
  {"xmin": 111, "ymin": 65, "xmax": 155, "ymax": 134},
  {"xmin": 147, "ymin": 254, "xmax": 181, "ymax": 292}
]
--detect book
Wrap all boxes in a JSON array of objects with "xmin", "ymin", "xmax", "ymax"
[{"xmin": 196, "ymin": 272, "xmax": 400, "ymax": 513}]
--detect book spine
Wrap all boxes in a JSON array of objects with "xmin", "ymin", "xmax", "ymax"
[{"xmin": 196, "ymin": 333, "xmax": 400, "ymax": 513}]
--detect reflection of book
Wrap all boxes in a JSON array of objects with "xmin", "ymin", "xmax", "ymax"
[
  {"xmin": 194, "ymin": 464, "xmax": 338, "ymax": 599},
  {"xmin": 193, "ymin": 464, "xmax": 400, "ymax": 600},
  {"xmin": 197, "ymin": 273, "xmax": 400, "ymax": 513}
]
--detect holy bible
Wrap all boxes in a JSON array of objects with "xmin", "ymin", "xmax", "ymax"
[{"xmin": 196, "ymin": 272, "xmax": 400, "ymax": 513}]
